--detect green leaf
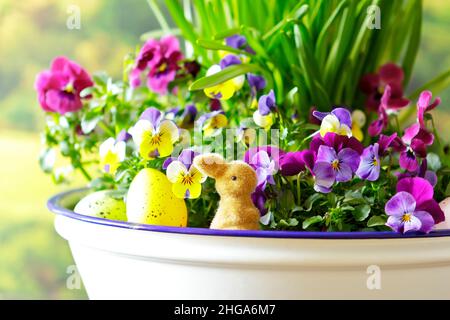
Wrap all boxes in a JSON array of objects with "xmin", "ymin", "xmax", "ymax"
[
  {"xmin": 81, "ymin": 111, "xmax": 102, "ymax": 134},
  {"xmin": 367, "ymin": 216, "xmax": 386, "ymax": 227},
  {"xmin": 189, "ymin": 64, "xmax": 261, "ymax": 90},
  {"xmin": 352, "ymin": 204, "xmax": 371, "ymax": 222},
  {"xmin": 427, "ymin": 153, "xmax": 442, "ymax": 171},
  {"xmin": 262, "ymin": 3, "xmax": 309, "ymax": 41},
  {"xmin": 197, "ymin": 39, "xmax": 249, "ymax": 55},
  {"xmin": 39, "ymin": 148, "xmax": 56, "ymax": 173},
  {"xmin": 302, "ymin": 215, "xmax": 323, "ymax": 229},
  {"xmin": 279, "ymin": 218, "xmax": 299, "ymax": 227},
  {"xmin": 402, "ymin": 0, "xmax": 422, "ymax": 86},
  {"xmin": 304, "ymin": 193, "xmax": 324, "ymax": 212}
]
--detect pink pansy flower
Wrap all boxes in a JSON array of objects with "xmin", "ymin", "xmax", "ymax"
[
  {"xmin": 35, "ymin": 56, "xmax": 93, "ymax": 114},
  {"xmin": 130, "ymin": 36, "xmax": 183, "ymax": 94}
]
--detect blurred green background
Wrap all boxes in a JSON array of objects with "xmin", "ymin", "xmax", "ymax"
[{"xmin": 0, "ymin": 0, "xmax": 449, "ymax": 299}]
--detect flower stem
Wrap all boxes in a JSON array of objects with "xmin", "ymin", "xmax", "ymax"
[
  {"xmin": 77, "ymin": 163, "xmax": 92, "ymax": 182},
  {"xmin": 98, "ymin": 121, "xmax": 115, "ymax": 137},
  {"xmin": 296, "ymin": 173, "xmax": 302, "ymax": 206}
]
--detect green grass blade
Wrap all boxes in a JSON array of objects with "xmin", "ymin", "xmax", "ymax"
[{"xmin": 189, "ymin": 64, "xmax": 262, "ymax": 90}]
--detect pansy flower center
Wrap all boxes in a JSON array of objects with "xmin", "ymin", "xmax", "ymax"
[
  {"xmin": 180, "ymin": 172, "xmax": 194, "ymax": 186},
  {"xmin": 372, "ymin": 157, "xmax": 378, "ymax": 167},
  {"xmin": 64, "ymin": 83, "xmax": 74, "ymax": 94},
  {"xmin": 402, "ymin": 213, "xmax": 412, "ymax": 222},
  {"xmin": 331, "ymin": 159, "xmax": 340, "ymax": 170},
  {"xmin": 158, "ymin": 62, "xmax": 168, "ymax": 73}
]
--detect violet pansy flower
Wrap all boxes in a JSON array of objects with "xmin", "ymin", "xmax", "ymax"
[
  {"xmin": 313, "ymin": 107, "xmax": 353, "ymax": 138},
  {"xmin": 385, "ymin": 191, "xmax": 435, "ymax": 233},
  {"xmin": 356, "ymin": 143, "xmax": 380, "ymax": 181},
  {"xmin": 249, "ymin": 151, "xmax": 277, "ymax": 189},
  {"xmin": 258, "ymin": 90, "xmax": 277, "ymax": 116},
  {"xmin": 313, "ymin": 145, "xmax": 360, "ymax": 193},
  {"xmin": 247, "ymin": 73, "xmax": 266, "ymax": 95},
  {"xmin": 385, "ymin": 177, "xmax": 445, "ymax": 233}
]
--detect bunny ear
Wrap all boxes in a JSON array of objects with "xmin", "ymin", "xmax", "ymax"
[{"xmin": 193, "ymin": 153, "xmax": 227, "ymax": 179}]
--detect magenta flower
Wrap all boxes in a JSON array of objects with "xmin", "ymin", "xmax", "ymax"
[
  {"xmin": 397, "ymin": 159, "xmax": 438, "ymax": 187},
  {"xmin": 368, "ymin": 85, "xmax": 390, "ymax": 137},
  {"xmin": 400, "ymin": 124, "xmax": 434, "ymax": 172},
  {"xmin": 279, "ymin": 150, "xmax": 316, "ymax": 176},
  {"xmin": 35, "ymin": 56, "xmax": 93, "ymax": 114},
  {"xmin": 417, "ymin": 90, "xmax": 441, "ymax": 128},
  {"xmin": 385, "ymin": 177, "xmax": 445, "ymax": 233},
  {"xmin": 313, "ymin": 145, "xmax": 360, "ymax": 193},
  {"xmin": 360, "ymin": 63, "xmax": 409, "ymax": 112},
  {"xmin": 130, "ymin": 36, "xmax": 183, "ymax": 94},
  {"xmin": 356, "ymin": 144, "xmax": 380, "ymax": 181}
]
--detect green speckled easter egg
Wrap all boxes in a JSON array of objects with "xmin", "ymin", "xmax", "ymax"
[{"xmin": 74, "ymin": 190, "xmax": 127, "ymax": 221}]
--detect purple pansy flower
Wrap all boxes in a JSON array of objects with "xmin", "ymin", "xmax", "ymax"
[
  {"xmin": 252, "ymin": 188, "xmax": 268, "ymax": 216},
  {"xmin": 313, "ymin": 145, "xmax": 360, "ymax": 193},
  {"xmin": 385, "ymin": 177, "xmax": 445, "ymax": 233},
  {"xmin": 116, "ymin": 129, "xmax": 131, "ymax": 143},
  {"xmin": 396, "ymin": 159, "xmax": 438, "ymax": 187},
  {"xmin": 35, "ymin": 56, "xmax": 93, "ymax": 115},
  {"xmin": 220, "ymin": 54, "xmax": 241, "ymax": 69},
  {"xmin": 313, "ymin": 107, "xmax": 353, "ymax": 128},
  {"xmin": 385, "ymin": 192, "xmax": 435, "ymax": 233},
  {"xmin": 247, "ymin": 73, "xmax": 266, "ymax": 95},
  {"xmin": 356, "ymin": 143, "xmax": 380, "ymax": 181},
  {"xmin": 244, "ymin": 145, "xmax": 285, "ymax": 168},
  {"xmin": 258, "ymin": 90, "xmax": 277, "ymax": 116},
  {"xmin": 225, "ymin": 34, "xmax": 255, "ymax": 54},
  {"xmin": 310, "ymin": 132, "xmax": 364, "ymax": 155},
  {"xmin": 130, "ymin": 36, "xmax": 183, "ymax": 94},
  {"xmin": 179, "ymin": 104, "xmax": 198, "ymax": 129},
  {"xmin": 249, "ymin": 151, "xmax": 276, "ymax": 189},
  {"xmin": 360, "ymin": 62, "xmax": 409, "ymax": 112}
]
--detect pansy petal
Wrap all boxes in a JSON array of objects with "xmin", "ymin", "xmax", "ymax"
[
  {"xmin": 99, "ymin": 138, "xmax": 116, "ymax": 158},
  {"xmin": 403, "ymin": 215, "xmax": 422, "ymax": 233},
  {"xmin": 190, "ymin": 166, "xmax": 207, "ymax": 183},
  {"xmin": 159, "ymin": 120, "xmax": 179, "ymax": 143},
  {"xmin": 335, "ymin": 163, "xmax": 353, "ymax": 182},
  {"xmin": 314, "ymin": 184, "xmax": 332, "ymax": 193},
  {"xmin": 386, "ymin": 216, "xmax": 404, "ymax": 233},
  {"xmin": 317, "ymin": 145, "xmax": 338, "ymax": 164},
  {"xmin": 417, "ymin": 199, "xmax": 445, "ymax": 224},
  {"xmin": 397, "ymin": 177, "xmax": 434, "ymax": 208},
  {"xmin": 313, "ymin": 162, "xmax": 335, "ymax": 188},
  {"xmin": 338, "ymin": 148, "xmax": 361, "ymax": 172},
  {"xmin": 331, "ymin": 108, "xmax": 352, "ymax": 128},
  {"xmin": 187, "ymin": 183, "xmax": 202, "ymax": 199},
  {"xmin": 114, "ymin": 141, "xmax": 127, "ymax": 161},
  {"xmin": 413, "ymin": 211, "xmax": 435, "ymax": 233},
  {"xmin": 402, "ymin": 123, "xmax": 420, "ymax": 145},
  {"xmin": 140, "ymin": 107, "xmax": 162, "ymax": 126},
  {"xmin": 385, "ymin": 191, "xmax": 416, "ymax": 217},
  {"xmin": 399, "ymin": 151, "xmax": 419, "ymax": 172},
  {"xmin": 320, "ymin": 114, "xmax": 340, "ymax": 137},
  {"xmin": 166, "ymin": 160, "xmax": 187, "ymax": 183},
  {"xmin": 172, "ymin": 182, "xmax": 189, "ymax": 199}
]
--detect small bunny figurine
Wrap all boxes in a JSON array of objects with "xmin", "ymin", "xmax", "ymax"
[{"xmin": 194, "ymin": 153, "xmax": 260, "ymax": 230}]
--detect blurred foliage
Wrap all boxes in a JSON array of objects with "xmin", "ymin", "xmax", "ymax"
[{"xmin": 0, "ymin": 0, "xmax": 448, "ymax": 299}]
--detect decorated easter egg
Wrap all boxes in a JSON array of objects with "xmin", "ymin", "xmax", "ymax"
[
  {"xmin": 74, "ymin": 190, "xmax": 127, "ymax": 221},
  {"xmin": 126, "ymin": 168, "xmax": 187, "ymax": 227}
]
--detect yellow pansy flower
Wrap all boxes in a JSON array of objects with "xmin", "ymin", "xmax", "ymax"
[
  {"xmin": 166, "ymin": 160, "xmax": 206, "ymax": 199},
  {"xmin": 351, "ymin": 110, "xmax": 367, "ymax": 142},
  {"xmin": 99, "ymin": 137, "xmax": 126, "ymax": 175}
]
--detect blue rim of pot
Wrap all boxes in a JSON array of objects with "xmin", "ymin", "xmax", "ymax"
[{"xmin": 48, "ymin": 188, "xmax": 450, "ymax": 239}]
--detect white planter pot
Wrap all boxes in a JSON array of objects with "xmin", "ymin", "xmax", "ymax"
[{"xmin": 49, "ymin": 189, "xmax": 450, "ymax": 299}]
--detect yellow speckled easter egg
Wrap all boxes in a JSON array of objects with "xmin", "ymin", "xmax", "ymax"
[{"xmin": 126, "ymin": 168, "xmax": 187, "ymax": 227}]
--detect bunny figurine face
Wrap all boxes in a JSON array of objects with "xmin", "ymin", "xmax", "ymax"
[{"xmin": 194, "ymin": 153, "xmax": 257, "ymax": 197}]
